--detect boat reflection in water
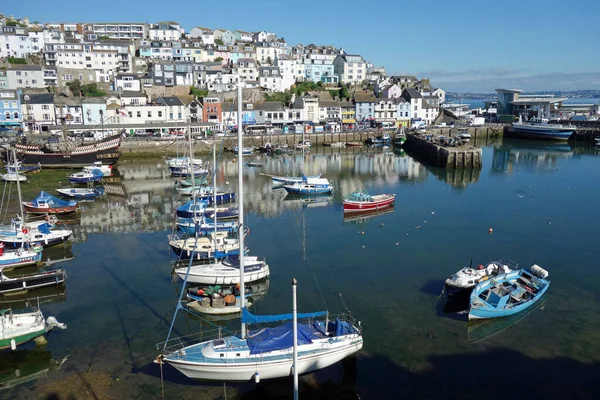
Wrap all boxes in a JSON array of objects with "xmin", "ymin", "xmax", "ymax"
[
  {"xmin": 0, "ymin": 284, "xmax": 67, "ymax": 309},
  {"xmin": 0, "ymin": 349, "xmax": 52, "ymax": 391},
  {"xmin": 342, "ymin": 206, "xmax": 395, "ymax": 225},
  {"xmin": 492, "ymin": 139, "xmax": 575, "ymax": 174},
  {"xmin": 282, "ymin": 193, "xmax": 333, "ymax": 208},
  {"xmin": 467, "ymin": 294, "xmax": 548, "ymax": 344}
]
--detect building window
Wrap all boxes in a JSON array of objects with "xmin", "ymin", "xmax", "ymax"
[
  {"xmin": 17, "ymin": 79, "xmax": 22, "ymax": 84},
  {"xmin": 16, "ymin": 71, "xmax": 21, "ymax": 76},
  {"xmin": 148, "ymin": 111, "xmax": 152, "ymax": 117},
  {"xmin": 4, "ymin": 112, "xmax": 10, "ymax": 120},
  {"xmin": 137, "ymin": 111, "xmax": 141, "ymax": 117},
  {"xmin": 13, "ymin": 111, "xmax": 19, "ymax": 119},
  {"xmin": 169, "ymin": 113, "xmax": 173, "ymax": 119},
  {"xmin": 42, "ymin": 105, "xmax": 49, "ymax": 110},
  {"xmin": 43, "ymin": 113, "xmax": 50, "ymax": 120},
  {"xmin": 158, "ymin": 111, "xmax": 162, "ymax": 117},
  {"xmin": 178, "ymin": 112, "xmax": 182, "ymax": 119},
  {"xmin": 128, "ymin": 111, "xmax": 133, "ymax": 117}
]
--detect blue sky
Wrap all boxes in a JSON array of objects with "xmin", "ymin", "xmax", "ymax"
[{"xmin": 4, "ymin": 0, "xmax": 599, "ymax": 93}]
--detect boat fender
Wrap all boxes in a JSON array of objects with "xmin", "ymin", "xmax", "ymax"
[
  {"xmin": 254, "ymin": 371, "xmax": 260, "ymax": 383},
  {"xmin": 197, "ymin": 289, "xmax": 204, "ymax": 295},
  {"xmin": 10, "ymin": 338, "xmax": 16, "ymax": 351}
]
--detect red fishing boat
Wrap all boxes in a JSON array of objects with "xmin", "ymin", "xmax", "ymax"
[
  {"xmin": 343, "ymin": 192, "xmax": 395, "ymax": 213},
  {"xmin": 23, "ymin": 191, "xmax": 78, "ymax": 215}
]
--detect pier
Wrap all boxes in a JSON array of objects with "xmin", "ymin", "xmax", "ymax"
[{"xmin": 402, "ymin": 133, "xmax": 483, "ymax": 169}]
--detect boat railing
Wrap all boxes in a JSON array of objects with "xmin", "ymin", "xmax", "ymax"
[
  {"xmin": 497, "ymin": 258, "xmax": 519, "ymax": 271},
  {"xmin": 157, "ymin": 327, "xmax": 238, "ymax": 356}
]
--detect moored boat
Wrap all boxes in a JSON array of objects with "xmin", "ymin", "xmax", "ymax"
[
  {"xmin": 0, "ymin": 243, "xmax": 43, "ymax": 269},
  {"xmin": 168, "ymin": 232, "xmax": 241, "ymax": 260},
  {"xmin": 2, "ymin": 173, "xmax": 27, "ymax": 182},
  {"xmin": 343, "ymin": 192, "xmax": 395, "ymax": 213},
  {"xmin": 23, "ymin": 192, "xmax": 78, "ymax": 215},
  {"xmin": 82, "ymin": 161, "xmax": 113, "ymax": 177},
  {"xmin": 67, "ymin": 169, "xmax": 103, "ymax": 184},
  {"xmin": 283, "ymin": 177, "xmax": 333, "ymax": 195},
  {"xmin": 469, "ymin": 265, "xmax": 550, "ymax": 320},
  {"xmin": 0, "ymin": 268, "xmax": 66, "ymax": 295},
  {"xmin": 445, "ymin": 260, "xmax": 514, "ymax": 295},
  {"xmin": 56, "ymin": 187, "xmax": 105, "ymax": 199},
  {"xmin": 0, "ymin": 307, "xmax": 66, "ymax": 350},
  {"xmin": 509, "ymin": 117, "xmax": 574, "ymax": 141},
  {"xmin": 174, "ymin": 256, "xmax": 270, "ymax": 285}
]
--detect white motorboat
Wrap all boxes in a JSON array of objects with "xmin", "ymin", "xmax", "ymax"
[
  {"xmin": 0, "ymin": 307, "xmax": 66, "ymax": 350},
  {"xmin": 82, "ymin": 161, "xmax": 113, "ymax": 177},
  {"xmin": 445, "ymin": 260, "xmax": 514, "ymax": 295},
  {"xmin": 2, "ymin": 173, "xmax": 26, "ymax": 182},
  {"xmin": 174, "ymin": 256, "xmax": 270, "ymax": 285}
]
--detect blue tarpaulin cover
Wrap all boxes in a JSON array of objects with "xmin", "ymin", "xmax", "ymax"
[
  {"xmin": 38, "ymin": 223, "xmax": 52, "ymax": 234},
  {"xmin": 241, "ymin": 307, "xmax": 327, "ymax": 324},
  {"xmin": 247, "ymin": 321, "xmax": 321, "ymax": 354},
  {"xmin": 30, "ymin": 191, "xmax": 77, "ymax": 207}
]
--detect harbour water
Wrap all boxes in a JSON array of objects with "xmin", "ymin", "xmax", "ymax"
[{"xmin": 2, "ymin": 140, "xmax": 600, "ymax": 399}]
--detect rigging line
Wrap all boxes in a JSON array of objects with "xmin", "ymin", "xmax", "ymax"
[
  {"xmin": 301, "ymin": 210, "xmax": 351, "ymax": 312},
  {"xmin": 285, "ymin": 205, "xmax": 328, "ymax": 311},
  {"xmin": 0, "ymin": 180, "xmax": 9, "ymax": 221}
]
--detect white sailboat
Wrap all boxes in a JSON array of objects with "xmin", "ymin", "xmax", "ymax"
[{"xmin": 157, "ymin": 83, "xmax": 361, "ymax": 382}]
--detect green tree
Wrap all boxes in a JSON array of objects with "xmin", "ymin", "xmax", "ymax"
[
  {"xmin": 8, "ymin": 57, "xmax": 27, "ymax": 64},
  {"xmin": 264, "ymin": 91, "xmax": 293, "ymax": 106},
  {"xmin": 81, "ymin": 83, "xmax": 107, "ymax": 97},
  {"xmin": 99, "ymin": 35, "xmax": 110, "ymax": 40},
  {"xmin": 189, "ymin": 86, "xmax": 209, "ymax": 97},
  {"xmin": 65, "ymin": 79, "xmax": 83, "ymax": 96},
  {"xmin": 214, "ymin": 39, "xmax": 224, "ymax": 45},
  {"xmin": 5, "ymin": 20, "xmax": 17, "ymax": 27},
  {"xmin": 265, "ymin": 56, "xmax": 272, "ymax": 65},
  {"xmin": 328, "ymin": 90, "xmax": 338, "ymax": 100},
  {"xmin": 339, "ymin": 84, "xmax": 350, "ymax": 101},
  {"xmin": 215, "ymin": 57, "xmax": 223, "ymax": 62}
]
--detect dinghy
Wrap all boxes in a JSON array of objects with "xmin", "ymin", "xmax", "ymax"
[{"xmin": 469, "ymin": 265, "xmax": 550, "ymax": 320}]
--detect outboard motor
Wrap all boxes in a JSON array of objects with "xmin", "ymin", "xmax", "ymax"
[
  {"xmin": 530, "ymin": 264, "xmax": 549, "ymax": 279},
  {"xmin": 46, "ymin": 316, "xmax": 67, "ymax": 330}
]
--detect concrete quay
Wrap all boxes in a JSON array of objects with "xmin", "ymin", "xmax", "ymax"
[{"xmin": 402, "ymin": 133, "xmax": 483, "ymax": 169}]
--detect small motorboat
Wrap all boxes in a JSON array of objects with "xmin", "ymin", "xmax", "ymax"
[
  {"xmin": 0, "ymin": 268, "xmax": 66, "ymax": 295},
  {"xmin": 2, "ymin": 173, "xmax": 27, "ymax": 182},
  {"xmin": 246, "ymin": 162, "xmax": 263, "ymax": 168},
  {"xmin": 445, "ymin": 260, "xmax": 514, "ymax": 295},
  {"xmin": 23, "ymin": 192, "xmax": 78, "ymax": 215},
  {"xmin": 56, "ymin": 187, "xmax": 105, "ymax": 199},
  {"xmin": 271, "ymin": 174, "xmax": 321, "ymax": 187},
  {"xmin": 283, "ymin": 177, "xmax": 333, "ymax": 195},
  {"xmin": 232, "ymin": 146, "xmax": 254, "ymax": 156},
  {"xmin": 0, "ymin": 307, "xmax": 66, "ymax": 350},
  {"xmin": 295, "ymin": 140, "xmax": 311, "ymax": 150},
  {"xmin": 469, "ymin": 265, "xmax": 550, "ymax": 320},
  {"xmin": 67, "ymin": 169, "xmax": 103, "ymax": 184},
  {"xmin": 82, "ymin": 161, "xmax": 113, "ymax": 177},
  {"xmin": 168, "ymin": 232, "xmax": 241, "ymax": 260},
  {"xmin": 343, "ymin": 192, "xmax": 395, "ymax": 213},
  {"xmin": 344, "ymin": 142, "xmax": 363, "ymax": 147},
  {"xmin": 0, "ymin": 243, "xmax": 43, "ymax": 269}
]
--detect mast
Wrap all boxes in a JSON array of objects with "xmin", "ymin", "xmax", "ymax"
[
  {"xmin": 213, "ymin": 143, "xmax": 217, "ymax": 241},
  {"xmin": 187, "ymin": 120, "xmax": 195, "ymax": 188},
  {"xmin": 237, "ymin": 82, "xmax": 246, "ymax": 338},
  {"xmin": 292, "ymin": 277, "xmax": 299, "ymax": 400},
  {"xmin": 13, "ymin": 149, "xmax": 25, "ymax": 220}
]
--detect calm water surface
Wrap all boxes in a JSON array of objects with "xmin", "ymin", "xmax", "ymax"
[{"xmin": 3, "ymin": 139, "xmax": 600, "ymax": 399}]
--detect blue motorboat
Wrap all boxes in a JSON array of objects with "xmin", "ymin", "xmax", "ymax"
[
  {"xmin": 176, "ymin": 200, "xmax": 208, "ymax": 219},
  {"xmin": 509, "ymin": 117, "xmax": 574, "ymax": 141},
  {"xmin": 366, "ymin": 134, "xmax": 391, "ymax": 145},
  {"xmin": 170, "ymin": 166, "xmax": 209, "ymax": 178},
  {"xmin": 56, "ymin": 187, "xmax": 105, "ymax": 199},
  {"xmin": 469, "ymin": 265, "xmax": 550, "ymax": 320},
  {"xmin": 283, "ymin": 177, "xmax": 333, "ymax": 195},
  {"xmin": 195, "ymin": 190, "xmax": 236, "ymax": 205},
  {"xmin": 176, "ymin": 216, "xmax": 239, "ymax": 235},
  {"xmin": 67, "ymin": 169, "xmax": 104, "ymax": 184}
]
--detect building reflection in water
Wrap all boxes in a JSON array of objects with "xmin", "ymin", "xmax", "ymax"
[
  {"xmin": 67, "ymin": 149, "xmax": 468, "ymax": 238},
  {"xmin": 492, "ymin": 139, "xmax": 575, "ymax": 174}
]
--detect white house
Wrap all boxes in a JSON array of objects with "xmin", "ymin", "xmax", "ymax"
[
  {"xmin": 3, "ymin": 65, "xmax": 45, "ymax": 89},
  {"xmin": 155, "ymin": 96, "xmax": 187, "ymax": 122},
  {"xmin": 318, "ymin": 100, "xmax": 341, "ymax": 125},
  {"xmin": 54, "ymin": 96, "xmax": 83, "ymax": 125},
  {"xmin": 274, "ymin": 55, "xmax": 299, "ymax": 90},
  {"xmin": 235, "ymin": 58, "xmax": 258, "ymax": 82},
  {"xmin": 255, "ymin": 42, "xmax": 286, "ymax": 65},
  {"xmin": 293, "ymin": 95, "xmax": 319, "ymax": 123},
  {"xmin": 258, "ymin": 66, "xmax": 283, "ymax": 92},
  {"xmin": 381, "ymin": 84, "xmax": 403, "ymax": 99},
  {"xmin": 188, "ymin": 27, "xmax": 214, "ymax": 45},
  {"xmin": 402, "ymin": 88, "xmax": 439, "ymax": 125},
  {"xmin": 0, "ymin": 26, "xmax": 38, "ymax": 58},
  {"xmin": 149, "ymin": 21, "xmax": 184, "ymax": 41},
  {"xmin": 122, "ymin": 104, "xmax": 167, "ymax": 124},
  {"xmin": 374, "ymin": 99, "xmax": 397, "ymax": 124},
  {"xmin": 20, "ymin": 93, "xmax": 56, "ymax": 131},
  {"xmin": 234, "ymin": 30, "xmax": 253, "ymax": 42},
  {"xmin": 113, "ymin": 73, "xmax": 141, "ymax": 92},
  {"xmin": 333, "ymin": 54, "xmax": 367, "ymax": 85}
]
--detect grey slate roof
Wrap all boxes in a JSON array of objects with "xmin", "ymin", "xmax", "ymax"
[
  {"xmin": 22, "ymin": 93, "xmax": 54, "ymax": 104},
  {"xmin": 157, "ymin": 96, "xmax": 184, "ymax": 106},
  {"xmin": 404, "ymin": 88, "xmax": 423, "ymax": 99}
]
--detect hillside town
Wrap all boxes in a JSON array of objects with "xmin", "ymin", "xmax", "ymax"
[{"xmin": 0, "ymin": 14, "xmax": 449, "ymax": 136}]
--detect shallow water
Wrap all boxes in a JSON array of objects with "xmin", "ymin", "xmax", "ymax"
[{"xmin": 2, "ymin": 139, "xmax": 600, "ymax": 399}]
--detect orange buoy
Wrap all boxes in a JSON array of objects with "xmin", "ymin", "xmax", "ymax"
[{"xmin": 488, "ymin": 228, "xmax": 493, "ymax": 234}]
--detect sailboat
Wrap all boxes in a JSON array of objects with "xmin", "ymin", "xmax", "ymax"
[
  {"xmin": 157, "ymin": 83, "xmax": 360, "ymax": 382},
  {"xmin": 0, "ymin": 151, "xmax": 72, "ymax": 249}
]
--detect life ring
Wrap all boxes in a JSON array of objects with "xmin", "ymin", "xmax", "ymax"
[{"xmin": 22, "ymin": 228, "xmax": 29, "ymax": 234}]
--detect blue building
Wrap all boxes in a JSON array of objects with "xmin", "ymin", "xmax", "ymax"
[
  {"xmin": 0, "ymin": 89, "xmax": 22, "ymax": 128},
  {"xmin": 303, "ymin": 61, "xmax": 336, "ymax": 84},
  {"xmin": 353, "ymin": 93, "xmax": 376, "ymax": 125}
]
